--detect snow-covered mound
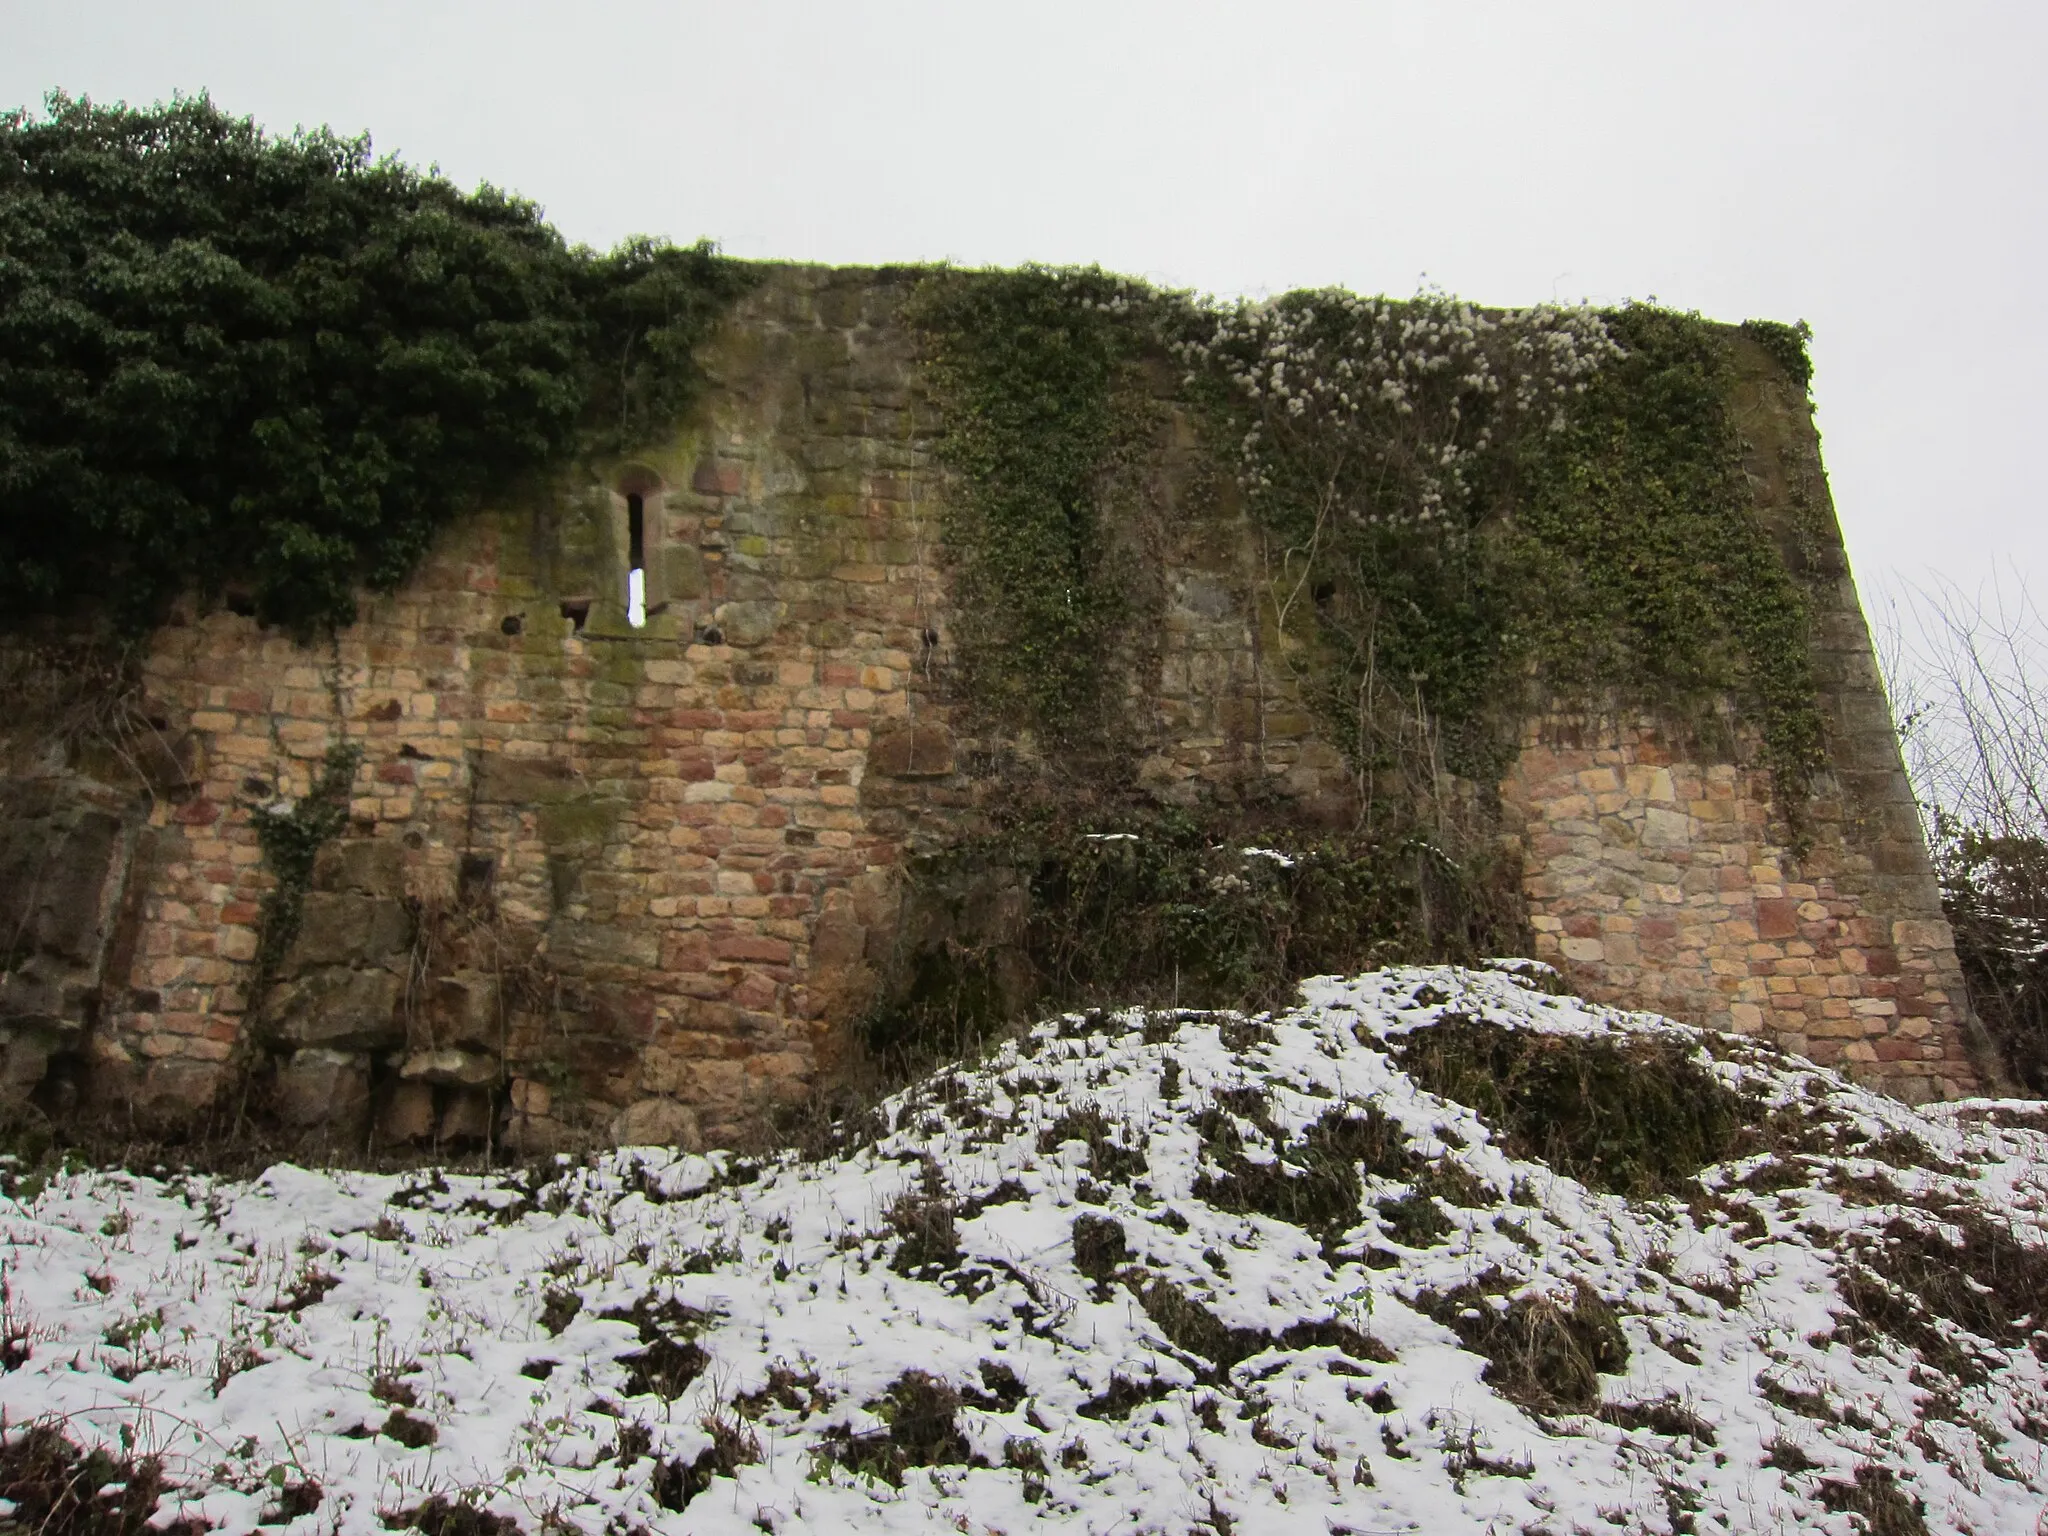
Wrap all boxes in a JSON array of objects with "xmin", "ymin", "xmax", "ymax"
[{"xmin": 3, "ymin": 967, "xmax": 2047, "ymax": 1535}]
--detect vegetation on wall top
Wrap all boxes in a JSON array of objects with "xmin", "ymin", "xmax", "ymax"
[
  {"xmin": 912, "ymin": 266, "xmax": 1827, "ymax": 814},
  {"xmin": 0, "ymin": 93, "xmax": 752, "ymax": 635}
]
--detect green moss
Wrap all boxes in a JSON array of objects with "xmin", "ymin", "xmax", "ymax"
[{"xmin": 537, "ymin": 798, "xmax": 621, "ymax": 850}]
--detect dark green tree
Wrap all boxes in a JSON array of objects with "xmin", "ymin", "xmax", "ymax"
[{"xmin": 0, "ymin": 92, "xmax": 748, "ymax": 633}]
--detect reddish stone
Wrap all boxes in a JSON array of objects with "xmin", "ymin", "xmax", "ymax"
[
  {"xmin": 1756, "ymin": 899, "xmax": 1799, "ymax": 940},
  {"xmin": 174, "ymin": 798, "xmax": 220, "ymax": 826},
  {"xmin": 377, "ymin": 761, "xmax": 416, "ymax": 785},
  {"xmin": 692, "ymin": 459, "xmax": 744, "ymax": 496},
  {"xmin": 700, "ymin": 934, "xmax": 780, "ymax": 965}
]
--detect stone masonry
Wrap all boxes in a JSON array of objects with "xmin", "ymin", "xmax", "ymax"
[{"xmin": 0, "ymin": 266, "xmax": 1988, "ymax": 1147}]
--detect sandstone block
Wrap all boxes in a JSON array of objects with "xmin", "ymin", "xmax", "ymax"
[
  {"xmin": 378, "ymin": 1081, "xmax": 436, "ymax": 1143},
  {"xmin": 269, "ymin": 967, "xmax": 402, "ymax": 1050},
  {"xmin": 282, "ymin": 893, "xmax": 412, "ymax": 972},
  {"xmin": 1642, "ymin": 807, "xmax": 1691, "ymax": 848},
  {"xmin": 311, "ymin": 838, "xmax": 405, "ymax": 895},
  {"xmin": 274, "ymin": 1048, "xmax": 371, "ymax": 1132},
  {"xmin": 867, "ymin": 722, "xmax": 954, "ymax": 779},
  {"xmin": 613, "ymin": 1096, "xmax": 701, "ymax": 1149},
  {"xmin": 437, "ymin": 1089, "xmax": 493, "ymax": 1143},
  {"xmin": 400, "ymin": 1048, "xmax": 498, "ymax": 1088},
  {"xmin": 472, "ymin": 753, "xmax": 581, "ymax": 804}
]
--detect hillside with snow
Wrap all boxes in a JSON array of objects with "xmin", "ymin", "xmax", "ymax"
[{"xmin": 2, "ymin": 965, "xmax": 2045, "ymax": 1535}]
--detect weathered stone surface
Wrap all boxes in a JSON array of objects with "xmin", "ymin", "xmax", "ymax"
[
  {"xmin": 508, "ymin": 1077, "xmax": 552, "ymax": 1116},
  {"xmin": 399, "ymin": 1048, "xmax": 497, "ymax": 1088},
  {"xmin": 425, "ymin": 972, "xmax": 500, "ymax": 1050},
  {"xmin": 2, "ymin": 264, "xmax": 1976, "ymax": 1148},
  {"xmin": 613, "ymin": 1097, "xmax": 700, "ymax": 1149},
  {"xmin": 275, "ymin": 1048, "xmax": 371, "ymax": 1132},
  {"xmin": 470, "ymin": 753, "xmax": 582, "ymax": 805},
  {"xmin": 437, "ymin": 1088, "xmax": 493, "ymax": 1142},
  {"xmin": 378, "ymin": 1081, "xmax": 436, "ymax": 1143},
  {"xmin": 269, "ymin": 967, "xmax": 402, "ymax": 1049},
  {"xmin": 0, "ymin": 787, "xmax": 130, "ymax": 976},
  {"xmin": 0, "ymin": 1018, "xmax": 72, "ymax": 1101},
  {"xmin": 281, "ymin": 894, "xmax": 412, "ymax": 973},
  {"xmin": 131, "ymin": 729, "xmax": 200, "ymax": 795},
  {"xmin": 311, "ymin": 839, "xmax": 405, "ymax": 896},
  {"xmin": 139, "ymin": 1057, "xmax": 222, "ymax": 1112},
  {"xmin": 550, "ymin": 922, "xmax": 662, "ymax": 969},
  {"xmin": 713, "ymin": 599, "xmax": 784, "ymax": 646},
  {"xmin": 867, "ymin": 722, "xmax": 954, "ymax": 779}
]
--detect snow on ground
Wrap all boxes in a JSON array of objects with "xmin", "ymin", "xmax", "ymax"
[{"xmin": 3, "ymin": 965, "xmax": 2047, "ymax": 1535}]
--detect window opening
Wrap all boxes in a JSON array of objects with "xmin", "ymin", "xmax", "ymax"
[{"xmin": 626, "ymin": 493, "xmax": 646, "ymax": 628}]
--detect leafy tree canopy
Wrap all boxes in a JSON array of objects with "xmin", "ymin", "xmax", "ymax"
[{"xmin": 0, "ymin": 92, "xmax": 751, "ymax": 632}]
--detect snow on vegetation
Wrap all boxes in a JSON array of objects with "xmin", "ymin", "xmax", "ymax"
[{"xmin": 2, "ymin": 966, "xmax": 2046, "ymax": 1535}]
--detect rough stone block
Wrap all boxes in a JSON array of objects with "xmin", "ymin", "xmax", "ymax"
[
  {"xmin": 269, "ymin": 967, "xmax": 402, "ymax": 1050},
  {"xmin": 471, "ymin": 753, "xmax": 582, "ymax": 804},
  {"xmin": 866, "ymin": 722, "xmax": 954, "ymax": 779},
  {"xmin": 399, "ymin": 1048, "xmax": 498, "ymax": 1088},
  {"xmin": 613, "ymin": 1096, "xmax": 701, "ymax": 1148},
  {"xmin": 274, "ymin": 1048, "xmax": 371, "ymax": 1132},
  {"xmin": 378, "ymin": 1080, "xmax": 436, "ymax": 1143},
  {"xmin": 282, "ymin": 894, "xmax": 412, "ymax": 971},
  {"xmin": 311, "ymin": 838, "xmax": 405, "ymax": 895}
]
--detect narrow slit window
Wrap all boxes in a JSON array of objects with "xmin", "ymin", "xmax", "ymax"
[{"xmin": 626, "ymin": 493, "xmax": 646, "ymax": 628}]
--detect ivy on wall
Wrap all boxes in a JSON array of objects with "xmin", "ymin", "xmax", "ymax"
[
  {"xmin": 907, "ymin": 267, "xmax": 1159, "ymax": 743},
  {"xmin": 0, "ymin": 93, "xmax": 753, "ymax": 636},
  {"xmin": 884, "ymin": 272, "xmax": 1831, "ymax": 1046},
  {"xmin": 250, "ymin": 742, "xmax": 362, "ymax": 977},
  {"xmin": 1517, "ymin": 306, "xmax": 1825, "ymax": 810},
  {"xmin": 913, "ymin": 268, "xmax": 1826, "ymax": 816}
]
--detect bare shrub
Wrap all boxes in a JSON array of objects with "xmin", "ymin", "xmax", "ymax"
[{"xmin": 1879, "ymin": 577, "xmax": 2048, "ymax": 1089}]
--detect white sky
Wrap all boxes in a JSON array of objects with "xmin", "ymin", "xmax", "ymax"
[{"xmin": 8, "ymin": 1, "xmax": 2044, "ymax": 632}]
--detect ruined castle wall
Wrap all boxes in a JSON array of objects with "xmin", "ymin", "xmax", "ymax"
[
  {"xmin": 1502, "ymin": 341, "xmax": 1983, "ymax": 1102},
  {"xmin": 0, "ymin": 267, "xmax": 1986, "ymax": 1146}
]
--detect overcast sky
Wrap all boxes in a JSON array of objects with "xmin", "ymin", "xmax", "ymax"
[{"xmin": 8, "ymin": 1, "xmax": 2044, "ymax": 638}]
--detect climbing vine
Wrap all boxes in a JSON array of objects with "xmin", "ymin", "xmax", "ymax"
[
  {"xmin": 1739, "ymin": 318, "xmax": 1815, "ymax": 396},
  {"xmin": 888, "ymin": 272, "xmax": 1831, "ymax": 1046},
  {"xmin": 251, "ymin": 743, "xmax": 363, "ymax": 977},
  {"xmin": 907, "ymin": 267, "xmax": 1162, "ymax": 744},
  {"xmin": 1517, "ymin": 306, "xmax": 1825, "ymax": 808},
  {"xmin": 912, "ymin": 271, "xmax": 1825, "ymax": 817}
]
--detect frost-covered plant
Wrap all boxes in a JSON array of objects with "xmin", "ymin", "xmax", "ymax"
[{"xmin": 1175, "ymin": 289, "xmax": 1621, "ymax": 543}]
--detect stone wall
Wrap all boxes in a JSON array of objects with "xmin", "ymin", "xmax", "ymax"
[
  {"xmin": 0, "ymin": 266, "xmax": 1988, "ymax": 1147},
  {"xmin": 1502, "ymin": 339, "xmax": 1985, "ymax": 1102}
]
